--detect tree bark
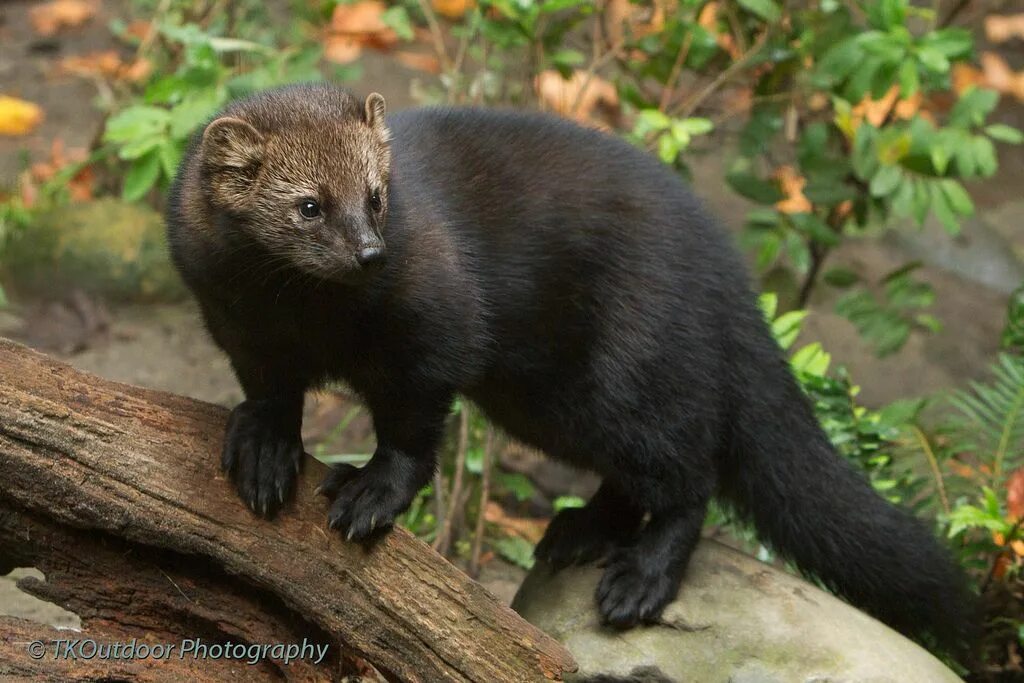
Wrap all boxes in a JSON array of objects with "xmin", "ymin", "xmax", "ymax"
[{"xmin": 0, "ymin": 339, "xmax": 576, "ymax": 682}]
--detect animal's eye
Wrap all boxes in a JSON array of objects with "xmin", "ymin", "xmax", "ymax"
[
  {"xmin": 299, "ymin": 200, "xmax": 321, "ymax": 219},
  {"xmin": 369, "ymin": 189, "xmax": 383, "ymax": 213}
]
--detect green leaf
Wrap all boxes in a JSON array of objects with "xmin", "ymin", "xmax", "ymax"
[
  {"xmin": 737, "ymin": 0, "xmax": 781, "ymax": 22},
  {"xmin": 772, "ymin": 310, "xmax": 809, "ymax": 349},
  {"xmin": 939, "ymin": 179, "xmax": 974, "ymax": 216},
  {"xmin": 972, "ymin": 135, "xmax": 998, "ymax": 176},
  {"xmin": 553, "ymin": 495, "xmax": 586, "ymax": 511},
  {"xmin": 759, "ymin": 292, "xmax": 779, "ymax": 320},
  {"xmin": 950, "ymin": 87, "xmax": 999, "ymax": 128},
  {"xmin": 824, "ymin": 268, "xmax": 859, "ymax": 288},
  {"xmin": 791, "ymin": 342, "xmax": 831, "ymax": 377},
  {"xmin": 917, "ymin": 46, "xmax": 950, "ymax": 73},
  {"xmin": 790, "ymin": 212, "xmax": 840, "ymax": 246},
  {"xmin": 920, "ymin": 28, "xmax": 973, "ymax": 59},
  {"xmin": 122, "ymin": 150, "xmax": 162, "ymax": 202},
  {"xmin": 658, "ymin": 133, "xmax": 680, "ymax": 163},
  {"xmin": 169, "ymin": 91, "xmax": 223, "ymax": 140},
  {"xmin": 852, "ymin": 124, "xmax": 878, "ymax": 179},
  {"xmin": 496, "ymin": 472, "xmax": 535, "ymax": 502},
  {"xmin": 0, "ymin": 283, "xmax": 7, "ymax": 308},
  {"xmin": 104, "ymin": 105, "xmax": 170, "ymax": 144},
  {"xmin": 381, "ymin": 6, "xmax": 415, "ymax": 41},
  {"xmin": 869, "ymin": 165, "xmax": 902, "ymax": 197},
  {"xmin": 726, "ymin": 167, "xmax": 784, "ymax": 204},
  {"xmin": 985, "ymin": 124, "xmax": 1024, "ymax": 144},
  {"xmin": 677, "ymin": 117, "xmax": 714, "ymax": 136},
  {"xmin": 493, "ymin": 536, "xmax": 535, "ymax": 570},
  {"xmin": 929, "ymin": 181, "xmax": 960, "ymax": 234},
  {"xmin": 897, "ymin": 59, "xmax": 919, "ymax": 97}
]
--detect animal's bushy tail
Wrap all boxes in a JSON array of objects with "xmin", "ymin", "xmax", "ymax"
[{"xmin": 719, "ymin": 319, "xmax": 978, "ymax": 655}]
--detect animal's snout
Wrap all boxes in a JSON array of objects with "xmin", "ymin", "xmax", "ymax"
[{"xmin": 356, "ymin": 245, "xmax": 385, "ymax": 266}]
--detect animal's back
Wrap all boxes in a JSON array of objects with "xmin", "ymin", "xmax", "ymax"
[{"xmin": 386, "ymin": 107, "xmax": 743, "ymax": 463}]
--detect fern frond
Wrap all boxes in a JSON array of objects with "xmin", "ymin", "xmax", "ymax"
[{"xmin": 949, "ymin": 353, "xmax": 1024, "ymax": 481}]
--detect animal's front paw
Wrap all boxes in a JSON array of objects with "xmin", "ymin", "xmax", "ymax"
[
  {"xmin": 535, "ymin": 507, "xmax": 623, "ymax": 570},
  {"xmin": 318, "ymin": 457, "xmax": 420, "ymax": 543},
  {"xmin": 223, "ymin": 399, "xmax": 304, "ymax": 518},
  {"xmin": 596, "ymin": 549, "xmax": 678, "ymax": 629}
]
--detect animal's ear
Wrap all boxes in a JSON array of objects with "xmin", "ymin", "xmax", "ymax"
[
  {"xmin": 364, "ymin": 93, "xmax": 388, "ymax": 135},
  {"xmin": 200, "ymin": 116, "xmax": 264, "ymax": 170},
  {"xmin": 200, "ymin": 117, "xmax": 264, "ymax": 209}
]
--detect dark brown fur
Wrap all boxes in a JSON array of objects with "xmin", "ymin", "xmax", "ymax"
[{"xmin": 167, "ymin": 83, "xmax": 976, "ymax": 651}]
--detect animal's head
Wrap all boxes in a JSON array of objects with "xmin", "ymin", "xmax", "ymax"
[{"xmin": 198, "ymin": 85, "xmax": 391, "ymax": 281}]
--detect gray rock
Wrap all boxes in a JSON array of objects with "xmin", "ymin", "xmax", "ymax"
[{"xmin": 512, "ymin": 540, "xmax": 962, "ymax": 683}]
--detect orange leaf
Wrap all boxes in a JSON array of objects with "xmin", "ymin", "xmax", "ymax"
[
  {"xmin": 773, "ymin": 165, "xmax": 812, "ymax": 214},
  {"xmin": 393, "ymin": 51, "xmax": 441, "ymax": 74},
  {"xmin": 1007, "ymin": 468, "xmax": 1024, "ymax": 520},
  {"xmin": 980, "ymin": 51, "xmax": 1024, "ymax": 102},
  {"xmin": 29, "ymin": 0, "xmax": 97, "ymax": 37},
  {"xmin": 534, "ymin": 69, "xmax": 619, "ymax": 124},
  {"xmin": 0, "ymin": 96, "xmax": 44, "ymax": 136},
  {"xmin": 323, "ymin": 36, "xmax": 363, "ymax": 64},
  {"xmin": 985, "ymin": 14, "xmax": 1024, "ymax": 44},
  {"xmin": 432, "ymin": 0, "xmax": 475, "ymax": 20},
  {"xmin": 330, "ymin": 0, "xmax": 396, "ymax": 42},
  {"xmin": 58, "ymin": 50, "xmax": 124, "ymax": 79},
  {"xmin": 483, "ymin": 502, "xmax": 547, "ymax": 544},
  {"xmin": 324, "ymin": 1, "xmax": 398, "ymax": 63}
]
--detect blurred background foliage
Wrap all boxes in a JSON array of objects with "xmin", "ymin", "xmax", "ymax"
[{"xmin": 1, "ymin": 0, "xmax": 1023, "ymax": 677}]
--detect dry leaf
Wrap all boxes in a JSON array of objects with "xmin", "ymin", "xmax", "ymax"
[
  {"xmin": 432, "ymin": 0, "xmax": 475, "ymax": 20},
  {"xmin": 57, "ymin": 51, "xmax": 153, "ymax": 83},
  {"xmin": 981, "ymin": 51, "xmax": 1024, "ymax": 101},
  {"xmin": 21, "ymin": 139, "xmax": 93, "ymax": 206},
  {"xmin": 952, "ymin": 63, "xmax": 986, "ymax": 95},
  {"xmin": 1007, "ymin": 468, "xmax": 1024, "ymax": 520},
  {"xmin": 483, "ymin": 502, "xmax": 547, "ymax": 544},
  {"xmin": 603, "ymin": 0, "xmax": 664, "ymax": 48},
  {"xmin": 29, "ymin": 0, "xmax": 97, "ymax": 36},
  {"xmin": 58, "ymin": 50, "xmax": 123, "ymax": 78},
  {"xmin": 323, "ymin": 1, "xmax": 398, "ymax": 64},
  {"xmin": 535, "ymin": 69, "xmax": 619, "ymax": 127},
  {"xmin": 985, "ymin": 14, "xmax": 1024, "ymax": 44},
  {"xmin": 773, "ymin": 165, "xmax": 812, "ymax": 214},
  {"xmin": 324, "ymin": 36, "xmax": 363, "ymax": 64},
  {"xmin": 393, "ymin": 51, "xmax": 442, "ymax": 74},
  {"xmin": 0, "ymin": 95, "xmax": 44, "ymax": 136},
  {"xmin": 124, "ymin": 19, "xmax": 153, "ymax": 42}
]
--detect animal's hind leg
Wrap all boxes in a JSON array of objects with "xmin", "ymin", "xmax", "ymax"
[
  {"xmin": 534, "ymin": 479, "xmax": 645, "ymax": 570},
  {"xmin": 596, "ymin": 482, "xmax": 712, "ymax": 628}
]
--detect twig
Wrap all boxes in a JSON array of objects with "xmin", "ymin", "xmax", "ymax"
[
  {"xmin": 673, "ymin": 30, "xmax": 769, "ymax": 119},
  {"xmin": 416, "ymin": 0, "xmax": 452, "ymax": 73},
  {"xmin": 435, "ymin": 404, "xmax": 470, "ymax": 556},
  {"xmin": 570, "ymin": 11, "xmax": 625, "ymax": 117},
  {"xmin": 658, "ymin": 31, "xmax": 693, "ymax": 112},
  {"xmin": 796, "ymin": 243, "xmax": 828, "ymax": 308},
  {"xmin": 469, "ymin": 427, "xmax": 495, "ymax": 578},
  {"xmin": 447, "ymin": 7, "xmax": 481, "ymax": 104},
  {"xmin": 911, "ymin": 425, "xmax": 950, "ymax": 515}
]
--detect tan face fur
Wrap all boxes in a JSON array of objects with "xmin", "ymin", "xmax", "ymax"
[{"xmin": 198, "ymin": 90, "xmax": 392, "ymax": 281}]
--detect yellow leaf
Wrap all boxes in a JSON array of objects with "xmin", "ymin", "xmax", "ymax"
[{"xmin": 0, "ymin": 96, "xmax": 44, "ymax": 136}]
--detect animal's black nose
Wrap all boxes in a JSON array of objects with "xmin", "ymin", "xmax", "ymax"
[{"xmin": 357, "ymin": 245, "xmax": 385, "ymax": 266}]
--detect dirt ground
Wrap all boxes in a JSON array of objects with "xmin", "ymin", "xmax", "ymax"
[{"xmin": 2, "ymin": 0, "xmax": 1023, "ymax": 633}]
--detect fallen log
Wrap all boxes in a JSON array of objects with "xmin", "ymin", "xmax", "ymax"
[{"xmin": 0, "ymin": 338, "xmax": 576, "ymax": 681}]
